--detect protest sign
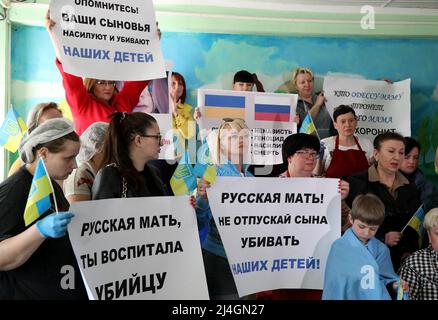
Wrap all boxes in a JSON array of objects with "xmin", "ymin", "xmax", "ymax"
[
  {"xmin": 207, "ymin": 176, "xmax": 341, "ymax": 297},
  {"xmin": 50, "ymin": 0, "xmax": 165, "ymax": 80},
  {"xmin": 69, "ymin": 196, "xmax": 209, "ymax": 300}
]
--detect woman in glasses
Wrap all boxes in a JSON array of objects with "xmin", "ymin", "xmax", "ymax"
[
  {"xmin": 258, "ymin": 132, "xmax": 349, "ymax": 300},
  {"xmin": 46, "ymin": 11, "xmax": 151, "ymax": 135},
  {"xmin": 92, "ymin": 112, "xmax": 169, "ymax": 199},
  {"xmin": 196, "ymin": 118, "xmax": 252, "ymax": 300},
  {"xmin": 293, "ymin": 67, "xmax": 335, "ymax": 139}
]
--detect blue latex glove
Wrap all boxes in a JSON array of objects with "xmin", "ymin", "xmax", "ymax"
[{"xmin": 36, "ymin": 212, "xmax": 74, "ymax": 238}]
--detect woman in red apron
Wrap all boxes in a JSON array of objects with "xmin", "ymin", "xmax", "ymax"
[{"xmin": 320, "ymin": 105, "xmax": 373, "ymax": 179}]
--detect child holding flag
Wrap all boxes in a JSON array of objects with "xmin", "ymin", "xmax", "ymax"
[
  {"xmin": 0, "ymin": 118, "xmax": 87, "ymax": 299},
  {"xmin": 323, "ymin": 194, "xmax": 408, "ymax": 300}
]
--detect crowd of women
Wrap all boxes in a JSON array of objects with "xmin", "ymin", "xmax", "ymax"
[{"xmin": 0, "ymin": 12, "xmax": 437, "ymax": 300}]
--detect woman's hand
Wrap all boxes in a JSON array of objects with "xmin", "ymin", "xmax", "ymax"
[
  {"xmin": 314, "ymin": 91, "xmax": 327, "ymax": 108},
  {"xmin": 156, "ymin": 21, "xmax": 162, "ymax": 40},
  {"xmin": 194, "ymin": 107, "xmax": 202, "ymax": 122},
  {"xmin": 338, "ymin": 180, "xmax": 350, "ymax": 200},
  {"xmin": 45, "ymin": 10, "xmax": 62, "ymax": 61},
  {"xmin": 385, "ymin": 231, "xmax": 402, "ymax": 247},
  {"xmin": 293, "ymin": 113, "xmax": 300, "ymax": 123},
  {"xmin": 189, "ymin": 195, "xmax": 197, "ymax": 209},
  {"xmin": 170, "ymin": 93, "xmax": 180, "ymax": 116},
  {"xmin": 45, "ymin": 10, "xmax": 56, "ymax": 32},
  {"xmin": 197, "ymin": 178, "xmax": 210, "ymax": 199}
]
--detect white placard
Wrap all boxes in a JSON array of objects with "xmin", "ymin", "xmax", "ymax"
[
  {"xmin": 207, "ymin": 177, "xmax": 341, "ymax": 297},
  {"xmin": 198, "ymin": 89, "xmax": 298, "ymax": 165},
  {"xmin": 69, "ymin": 196, "xmax": 209, "ymax": 300},
  {"xmin": 323, "ymin": 77, "xmax": 411, "ymax": 141},
  {"xmin": 50, "ymin": 0, "xmax": 166, "ymax": 80}
]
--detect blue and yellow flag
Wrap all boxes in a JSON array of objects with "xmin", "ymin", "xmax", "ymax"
[
  {"xmin": 299, "ymin": 112, "xmax": 316, "ymax": 135},
  {"xmin": 403, "ymin": 205, "xmax": 425, "ymax": 246},
  {"xmin": 194, "ymin": 142, "xmax": 216, "ymax": 183},
  {"xmin": 24, "ymin": 158, "xmax": 55, "ymax": 226},
  {"xmin": 170, "ymin": 151, "xmax": 198, "ymax": 195},
  {"xmin": 0, "ymin": 107, "xmax": 27, "ymax": 153}
]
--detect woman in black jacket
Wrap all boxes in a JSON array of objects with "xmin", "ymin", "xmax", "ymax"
[
  {"xmin": 92, "ymin": 112, "xmax": 168, "ymax": 199},
  {"xmin": 346, "ymin": 132, "xmax": 421, "ymax": 271}
]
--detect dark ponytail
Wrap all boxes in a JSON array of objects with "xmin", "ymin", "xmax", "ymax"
[{"xmin": 101, "ymin": 112, "xmax": 157, "ymax": 192}]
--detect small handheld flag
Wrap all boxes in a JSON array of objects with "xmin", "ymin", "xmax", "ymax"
[
  {"xmin": 401, "ymin": 205, "xmax": 425, "ymax": 246},
  {"xmin": 194, "ymin": 142, "xmax": 216, "ymax": 183},
  {"xmin": 170, "ymin": 151, "xmax": 198, "ymax": 195},
  {"xmin": 396, "ymin": 280, "xmax": 409, "ymax": 300},
  {"xmin": 0, "ymin": 107, "xmax": 28, "ymax": 153},
  {"xmin": 23, "ymin": 158, "xmax": 57, "ymax": 226},
  {"xmin": 299, "ymin": 112, "xmax": 316, "ymax": 135}
]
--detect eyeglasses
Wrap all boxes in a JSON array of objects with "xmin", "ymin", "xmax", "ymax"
[
  {"xmin": 295, "ymin": 150, "xmax": 318, "ymax": 159},
  {"xmin": 141, "ymin": 134, "xmax": 162, "ymax": 142},
  {"xmin": 96, "ymin": 80, "xmax": 116, "ymax": 86}
]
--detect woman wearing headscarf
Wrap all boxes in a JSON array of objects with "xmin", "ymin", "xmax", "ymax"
[
  {"xmin": 0, "ymin": 118, "xmax": 87, "ymax": 299},
  {"xmin": 64, "ymin": 122, "xmax": 109, "ymax": 203}
]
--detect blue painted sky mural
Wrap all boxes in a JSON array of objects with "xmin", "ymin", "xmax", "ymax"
[{"xmin": 11, "ymin": 25, "xmax": 438, "ymax": 179}]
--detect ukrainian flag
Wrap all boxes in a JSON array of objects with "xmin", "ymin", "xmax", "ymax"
[
  {"xmin": 204, "ymin": 94, "xmax": 246, "ymax": 119},
  {"xmin": 299, "ymin": 113, "xmax": 316, "ymax": 135},
  {"xmin": 403, "ymin": 205, "xmax": 425, "ymax": 246},
  {"xmin": 0, "ymin": 107, "xmax": 27, "ymax": 153},
  {"xmin": 194, "ymin": 142, "xmax": 216, "ymax": 183},
  {"xmin": 23, "ymin": 158, "xmax": 54, "ymax": 226},
  {"xmin": 170, "ymin": 151, "xmax": 198, "ymax": 195}
]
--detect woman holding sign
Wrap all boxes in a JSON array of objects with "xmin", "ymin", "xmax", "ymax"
[
  {"xmin": 257, "ymin": 133, "xmax": 350, "ymax": 300},
  {"xmin": 196, "ymin": 118, "xmax": 253, "ymax": 300},
  {"xmin": 0, "ymin": 118, "xmax": 87, "ymax": 299},
  {"xmin": 46, "ymin": 11, "xmax": 151, "ymax": 136}
]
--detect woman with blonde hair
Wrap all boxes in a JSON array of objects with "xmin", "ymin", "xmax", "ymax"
[
  {"xmin": 292, "ymin": 67, "xmax": 335, "ymax": 139},
  {"xmin": 8, "ymin": 102, "xmax": 63, "ymax": 177},
  {"xmin": 196, "ymin": 118, "xmax": 252, "ymax": 300},
  {"xmin": 46, "ymin": 11, "xmax": 153, "ymax": 135}
]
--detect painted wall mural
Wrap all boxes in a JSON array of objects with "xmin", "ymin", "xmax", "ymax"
[{"xmin": 11, "ymin": 25, "xmax": 438, "ymax": 182}]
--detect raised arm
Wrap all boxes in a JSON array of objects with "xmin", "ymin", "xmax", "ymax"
[{"xmin": 45, "ymin": 10, "xmax": 62, "ymax": 61}]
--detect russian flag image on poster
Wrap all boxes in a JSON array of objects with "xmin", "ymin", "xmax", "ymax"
[
  {"xmin": 254, "ymin": 96, "xmax": 291, "ymax": 122},
  {"xmin": 204, "ymin": 94, "xmax": 246, "ymax": 119}
]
